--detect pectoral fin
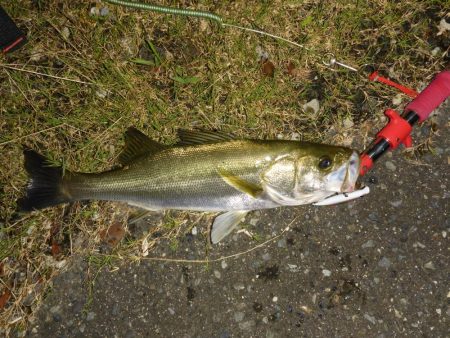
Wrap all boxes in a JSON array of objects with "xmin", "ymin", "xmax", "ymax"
[
  {"xmin": 211, "ymin": 210, "xmax": 249, "ymax": 244},
  {"xmin": 219, "ymin": 168, "xmax": 263, "ymax": 198}
]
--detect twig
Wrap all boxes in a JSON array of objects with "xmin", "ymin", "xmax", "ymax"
[
  {"xmin": 0, "ymin": 64, "xmax": 95, "ymax": 86},
  {"xmin": 0, "ymin": 124, "xmax": 75, "ymax": 146}
]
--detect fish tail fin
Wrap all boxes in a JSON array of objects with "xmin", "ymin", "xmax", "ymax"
[{"xmin": 18, "ymin": 148, "xmax": 72, "ymax": 211}]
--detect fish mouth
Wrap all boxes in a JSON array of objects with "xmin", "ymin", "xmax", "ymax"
[
  {"xmin": 341, "ymin": 151, "xmax": 360, "ymax": 193},
  {"xmin": 324, "ymin": 151, "xmax": 360, "ymax": 193}
]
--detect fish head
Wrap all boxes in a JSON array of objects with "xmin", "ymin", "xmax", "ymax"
[{"xmin": 262, "ymin": 144, "xmax": 359, "ymax": 205}]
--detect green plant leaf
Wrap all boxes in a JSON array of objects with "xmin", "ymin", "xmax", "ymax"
[
  {"xmin": 129, "ymin": 58, "xmax": 156, "ymax": 66},
  {"xmin": 172, "ymin": 76, "xmax": 200, "ymax": 85}
]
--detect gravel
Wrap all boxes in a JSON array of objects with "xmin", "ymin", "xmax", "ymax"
[
  {"xmin": 384, "ymin": 161, "xmax": 397, "ymax": 171},
  {"xmin": 378, "ymin": 257, "xmax": 392, "ymax": 269}
]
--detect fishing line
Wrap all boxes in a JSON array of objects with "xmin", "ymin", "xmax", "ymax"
[{"xmin": 104, "ymin": 0, "xmax": 356, "ymax": 72}]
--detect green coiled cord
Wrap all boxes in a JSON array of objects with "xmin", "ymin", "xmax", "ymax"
[
  {"xmin": 104, "ymin": 0, "xmax": 223, "ymax": 24},
  {"xmin": 104, "ymin": 0, "xmax": 319, "ymax": 55}
]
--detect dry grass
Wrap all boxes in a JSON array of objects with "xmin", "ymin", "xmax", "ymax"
[{"xmin": 0, "ymin": 0, "xmax": 448, "ymax": 335}]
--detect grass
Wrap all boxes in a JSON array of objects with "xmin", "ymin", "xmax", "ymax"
[{"xmin": 0, "ymin": 0, "xmax": 448, "ymax": 335}]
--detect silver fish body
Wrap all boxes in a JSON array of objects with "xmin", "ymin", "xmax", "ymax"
[{"xmin": 20, "ymin": 128, "xmax": 360, "ymax": 242}]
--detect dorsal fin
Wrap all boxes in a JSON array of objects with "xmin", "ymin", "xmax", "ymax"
[
  {"xmin": 176, "ymin": 129, "xmax": 235, "ymax": 146},
  {"xmin": 118, "ymin": 127, "xmax": 166, "ymax": 165}
]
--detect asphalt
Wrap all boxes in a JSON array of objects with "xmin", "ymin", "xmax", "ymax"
[{"xmin": 27, "ymin": 105, "xmax": 448, "ymax": 337}]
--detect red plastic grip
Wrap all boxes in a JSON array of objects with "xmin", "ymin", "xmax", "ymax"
[
  {"xmin": 404, "ymin": 71, "xmax": 450, "ymax": 122},
  {"xmin": 359, "ymin": 153, "xmax": 373, "ymax": 176},
  {"xmin": 377, "ymin": 109, "xmax": 412, "ymax": 149}
]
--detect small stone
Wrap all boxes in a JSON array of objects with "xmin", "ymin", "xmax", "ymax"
[
  {"xmin": 272, "ymin": 296, "xmax": 278, "ymax": 302},
  {"xmin": 233, "ymin": 283, "xmax": 245, "ymax": 291},
  {"xmin": 413, "ymin": 242, "xmax": 426, "ymax": 249},
  {"xmin": 368, "ymin": 213, "xmax": 379, "ymax": 221},
  {"xmin": 234, "ymin": 312, "xmax": 245, "ymax": 322},
  {"xmin": 436, "ymin": 308, "xmax": 441, "ymax": 315},
  {"xmin": 168, "ymin": 308, "xmax": 175, "ymax": 315},
  {"xmin": 322, "ymin": 269, "xmax": 332, "ymax": 277},
  {"xmin": 373, "ymin": 277, "xmax": 380, "ymax": 284},
  {"xmin": 249, "ymin": 218, "xmax": 259, "ymax": 226},
  {"xmin": 239, "ymin": 320, "xmax": 255, "ymax": 330},
  {"xmin": 199, "ymin": 19, "xmax": 209, "ymax": 32},
  {"xmin": 214, "ymin": 270, "xmax": 221, "ymax": 279},
  {"xmin": 362, "ymin": 240, "xmax": 375, "ymax": 248},
  {"xmin": 389, "ymin": 199, "xmax": 403, "ymax": 208},
  {"xmin": 438, "ymin": 18, "xmax": 450, "ymax": 35},
  {"xmin": 303, "ymin": 99, "xmax": 320, "ymax": 114},
  {"xmin": 277, "ymin": 238, "xmax": 287, "ymax": 248},
  {"xmin": 262, "ymin": 253, "xmax": 271, "ymax": 261},
  {"xmin": 364, "ymin": 313, "xmax": 376, "ymax": 325},
  {"xmin": 378, "ymin": 257, "xmax": 392, "ymax": 269},
  {"xmin": 290, "ymin": 133, "xmax": 300, "ymax": 140},
  {"xmin": 219, "ymin": 331, "xmax": 231, "ymax": 338},
  {"xmin": 96, "ymin": 89, "xmax": 108, "ymax": 99},
  {"xmin": 79, "ymin": 324, "xmax": 85, "ymax": 333},
  {"xmin": 343, "ymin": 117, "xmax": 354, "ymax": 129},
  {"xmin": 392, "ymin": 93, "xmax": 403, "ymax": 106},
  {"xmin": 191, "ymin": 226, "xmax": 198, "ymax": 235},
  {"xmin": 288, "ymin": 264, "xmax": 300, "ymax": 273},
  {"xmin": 61, "ymin": 27, "xmax": 70, "ymax": 40},
  {"xmin": 384, "ymin": 161, "xmax": 396, "ymax": 171},
  {"xmin": 90, "ymin": 7, "xmax": 99, "ymax": 16},
  {"xmin": 221, "ymin": 260, "xmax": 228, "ymax": 269},
  {"xmin": 431, "ymin": 47, "xmax": 441, "ymax": 56},
  {"xmin": 86, "ymin": 312, "xmax": 96, "ymax": 321},
  {"xmin": 424, "ymin": 261, "xmax": 435, "ymax": 270},
  {"xmin": 50, "ymin": 305, "xmax": 60, "ymax": 314},
  {"xmin": 99, "ymin": 7, "xmax": 109, "ymax": 16},
  {"xmin": 255, "ymin": 45, "xmax": 269, "ymax": 61}
]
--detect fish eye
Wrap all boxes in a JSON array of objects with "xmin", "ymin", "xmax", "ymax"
[{"xmin": 318, "ymin": 156, "xmax": 332, "ymax": 170}]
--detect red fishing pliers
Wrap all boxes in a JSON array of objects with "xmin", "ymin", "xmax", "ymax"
[{"xmin": 315, "ymin": 70, "xmax": 450, "ymax": 206}]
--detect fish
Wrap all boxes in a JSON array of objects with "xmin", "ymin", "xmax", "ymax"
[{"xmin": 18, "ymin": 128, "xmax": 360, "ymax": 243}]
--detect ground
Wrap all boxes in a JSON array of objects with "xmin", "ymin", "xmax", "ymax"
[
  {"xmin": 26, "ymin": 113, "xmax": 450, "ymax": 337},
  {"xmin": 0, "ymin": 1, "xmax": 449, "ymax": 337}
]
